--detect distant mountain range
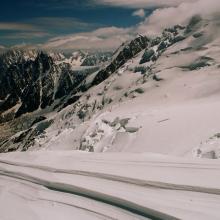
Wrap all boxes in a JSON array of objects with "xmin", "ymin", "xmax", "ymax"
[{"xmin": 1, "ymin": 15, "xmax": 220, "ymax": 159}]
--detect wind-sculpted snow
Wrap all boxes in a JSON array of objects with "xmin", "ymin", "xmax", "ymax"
[{"xmin": 0, "ymin": 151, "xmax": 220, "ymax": 220}]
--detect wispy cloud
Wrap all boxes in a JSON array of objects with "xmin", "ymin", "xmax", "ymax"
[
  {"xmin": 0, "ymin": 22, "xmax": 39, "ymax": 31},
  {"xmin": 2, "ymin": 32, "xmax": 50, "ymax": 39},
  {"xmin": 42, "ymin": 26, "xmax": 135, "ymax": 51},
  {"xmin": 137, "ymin": 0, "xmax": 220, "ymax": 36},
  {"xmin": 41, "ymin": 0, "xmax": 220, "ymax": 52},
  {"xmin": 93, "ymin": 0, "xmax": 198, "ymax": 8},
  {"xmin": 22, "ymin": 0, "xmax": 94, "ymax": 10},
  {"xmin": 0, "ymin": 17, "xmax": 99, "ymax": 45},
  {"xmin": 132, "ymin": 9, "xmax": 146, "ymax": 18},
  {"xmin": 3, "ymin": 0, "xmax": 219, "ymax": 52},
  {"xmin": 11, "ymin": 43, "xmax": 41, "ymax": 50},
  {"xmin": 30, "ymin": 17, "xmax": 101, "ymax": 32}
]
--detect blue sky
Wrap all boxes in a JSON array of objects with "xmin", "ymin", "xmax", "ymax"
[
  {"xmin": 0, "ymin": 0, "xmax": 153, "ymax": 47},
  {"xmin": 0, "ymin": 0, "xmax": 201, "ymax": 51}
]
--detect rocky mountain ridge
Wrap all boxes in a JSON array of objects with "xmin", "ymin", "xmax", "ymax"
[{"xmin": 0, "ymin": 15, "xmax": 215, "ymax": 153}]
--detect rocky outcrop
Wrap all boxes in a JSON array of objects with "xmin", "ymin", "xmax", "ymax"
[
  {"xmin": 0, "ymin": 26, "xmax": 188, "ymax": 123},
  {"xmin": 91, "ymin": 35, "xmax": 149, "ymax": 86},
  {"xmin": 81, "ymin": 52, "xmax": 112, "ymax": 66},
  {"xmin": 0, "ymin": 21, "xmax": 194, "ymax": 152},
  {"xmin": 0, "ymin": 51, "xmax": 93, "ymax": 122},
  {"xmin": 140, "ymin": 25, "xmax": 186, "ymax": 65}
]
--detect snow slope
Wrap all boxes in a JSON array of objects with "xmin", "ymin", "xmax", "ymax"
[
  {"xmin": 1, "ymin": 15, "xmax": 220, "ymax": 220},
  {"xmin": 1, "ymin": 151, "xmax": 220, "ymax": 220},
  {"xmin": 25, "ymin": 17, "xmax": 220, "ymax": 159}
]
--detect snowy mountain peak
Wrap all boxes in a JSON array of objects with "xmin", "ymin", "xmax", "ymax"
[{"xmin": 1, "ymin": 17, "xmax": 220, "ymax": 157}]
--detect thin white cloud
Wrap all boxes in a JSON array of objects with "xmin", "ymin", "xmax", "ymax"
[
  {"xmin": 31, "ymin": 17, "xmax": 100, "ymax": 31},
  {"xmin": 11, "ymin": 43, "xmax": 40, "ymax": 50},
  {"xmin": 3, "ymin": 32, "xmax": 50, "ymax": 39},
  {"xmin": 6, "ymin": 0, "xmax": 220, "ymax": 52},
  {"xmin": 0, "ymin": 17, "xmax": 97, "ymax": 47},
  {"xmin": 137, "ymin": 0, "xmax": 220, "ymax": 36},
  {"xmin": 132, "ymin": 9, "xmax": 146, "ymax": 18},
  {"xmin": 40, "ymin": 0, "xmax": 220, "ymax": 52},
  {"xmin": 94, "ymin": 0, "xmax": 198, "ymax": 8},
  {"xmin": 0, "ymin": 22, "xmax": 39, "ymax": 31},
  {"xmin": 42, "ymin": 26, "xmax": 135, "ymax": 51}
]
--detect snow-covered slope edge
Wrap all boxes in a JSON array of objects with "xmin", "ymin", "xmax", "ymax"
[
  {"xmin": 1, "ymin": 15, "xmax": 220, "ymax": 159},
  {"xmin": 7, "ymin": 15, "xmax": 220, "ymax": 158},
  {"xmin": 1, "ymin": 151, "xmax": 220, "ymax": 220},
  {"xmin": 0, "ymin": 20, "xmax": 190, "ymax": 153}
]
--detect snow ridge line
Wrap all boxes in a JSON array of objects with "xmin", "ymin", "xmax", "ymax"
[
  {"xmin": 32, "ymin": 197, "xmax": 118, "ymax": 220},
  {"xmin": 0, "ymin": 169, "xmax": 177, "ymax": 220},
  {"xmin": 0, "ymin": 158, "xmax": 220, "ymax": 195}
]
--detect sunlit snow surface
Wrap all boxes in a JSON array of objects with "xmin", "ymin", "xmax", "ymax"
[
  {"xmin": 2, "ymin": 17, "xmax": 220, "ymax": 220},
  {"xmin": 32, "ymin": 21, "xmax": 220, "ymax": 157},
  {"xmin": 1, "ymin": 151, "xmax": 220, "ymax": 220}
]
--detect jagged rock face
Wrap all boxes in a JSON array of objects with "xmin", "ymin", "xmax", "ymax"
[
  {"xmin": 0, "ymin": 26, "xmax": 187, "ymax": 124},
  {"xmin": 140, "ymin": 49, "xmax": 155, "ymax": 64},
  {"xmin": 0, "ymin": 52, "xmax": 54, "ymax": 119},
  {"xmin": 1, "ymin": 15, "xmax": 217, "ymax": 156},
  {"xmin": 81, "ymin": 52, "xmax": 112, "ymax": 66},
  {"xmin": 52, "ymin": 50, "xmax": 112, "ymax": 67},
  {"xmin": 0, "ymin": 49, "xmax": 112, "ymax": 123},
  {"xmin": 0, "ymin": 50, "xmax": 37, "ymax": 104},
  {"xmin": 140, "ymin": 25, "xmax": 186, "ymax": 65},
  {"xmin": 0, "ymin": 51, "xmax": 91, "ymax": 122},
  {"xmin": 0, "ymin": 36, "xmax": 149, "ymax": 122},
  {"xmin": 91, "ymin": 35, "xmax": 150, "ymax": 86},
  {"xmin": 0, "ymin": 20, "xmax": 197, "ymax": 152},
  {"xmin": 0, "ymin": 50, "xmax": 38, "ymax": 69},
  {"xmin": 0, "ymin": 35, "xmax": 151, "ymax": 151},
  {"xmin": 90, "ymin": 27, "xmax": 186, "ymax": 87}
]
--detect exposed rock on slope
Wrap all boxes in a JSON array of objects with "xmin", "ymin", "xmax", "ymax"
[
  {"xmin": 91, "ymin": 35, "xmax": 150, "ymax": 86},
  {"xmin": 1, "ymin": 16, "xmax": 219, "ymax": 154},
  {"xmin": 0, "ymin": 51, "xmax": 98, "ymax": 122}
]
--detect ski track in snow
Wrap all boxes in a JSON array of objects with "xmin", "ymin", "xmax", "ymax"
[{"xmin": 1, "ymin": 152, "xmax": 220, "ymax": 220}]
